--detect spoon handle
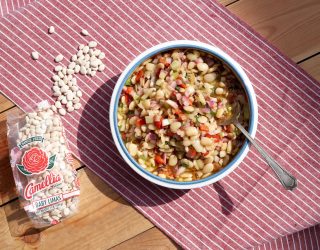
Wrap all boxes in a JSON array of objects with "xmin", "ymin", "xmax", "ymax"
[{"xmin": 235, "ymin": 121, "xmax": 297, "ymax": 191}]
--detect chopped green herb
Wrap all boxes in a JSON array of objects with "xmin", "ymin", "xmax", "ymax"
[
  {"xmin": 234, "ymin": 127, "xmax": 241, "ymax": 136},
  {"xmin": 140, "ymin": 155, "xmax": 147, "ymax": 161},
  {"xmin": 172, "ymin": 71, "xmax": 179, "ymax": 79},
  {"xmin": 195, "ymin": 114, "xmax": 200, "ymax": 125},
  {"xmin": 125, "ymin": 78, "xmax": 132, "ymax": 86},
  {"xmin": 180, "ymin": 163, "xmax": 189, "ymax": 168}
]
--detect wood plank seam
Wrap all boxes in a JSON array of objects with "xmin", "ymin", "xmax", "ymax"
[
  {"xmin": 0, "ymin": 197, "xmax": 19, "ymax": 208},
  {"xmin": 225, "ymin": 0, "xmax": 239, "ymax": 7},
  {"xmin": 108, "ymin": 226, "xmax": 157, "ymax": 250},
  {"xmin": 0, "ymin": 105, "xmax": 16, "ymax": 114},
  {"xmin": 297, "ymin": 51, "xmax": 320, "ymax": 64}
]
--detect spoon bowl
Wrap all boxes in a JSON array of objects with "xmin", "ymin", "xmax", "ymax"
[{"xmin": 217, "ymin": 102, "xmax": 241, "ymax": 126}]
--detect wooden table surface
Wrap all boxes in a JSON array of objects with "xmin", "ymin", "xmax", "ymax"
[{"xmin": 1, "ymin": 0, "xmax": 319, "ymax": 249}]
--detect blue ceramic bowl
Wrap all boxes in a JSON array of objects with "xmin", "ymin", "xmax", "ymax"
[{"xmin": 110, "ymin": 40, "xmax": 258, "ymax": 189}]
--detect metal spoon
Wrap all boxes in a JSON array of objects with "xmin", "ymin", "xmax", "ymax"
[{"xmin": 218, "ymin": 102, "xmax": 297, "ymax": 191}]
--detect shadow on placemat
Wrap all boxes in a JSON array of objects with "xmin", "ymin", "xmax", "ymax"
[{"xmin": 213, "ymin": 182, "xmax": 234, "ymax": 216}]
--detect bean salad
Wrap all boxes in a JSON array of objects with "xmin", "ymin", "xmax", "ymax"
[{"xmin": 118, "ymin": 49, "xmax": 249, "ymax": 181}]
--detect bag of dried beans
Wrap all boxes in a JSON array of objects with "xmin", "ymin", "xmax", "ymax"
[{"xmin": 7, "ymin": 101, "xmax": 80, "ymax": 228}]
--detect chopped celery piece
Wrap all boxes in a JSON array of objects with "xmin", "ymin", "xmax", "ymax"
[{"xmin": 125, "ymin": 78, "xmax": 132, "ymax": 86}]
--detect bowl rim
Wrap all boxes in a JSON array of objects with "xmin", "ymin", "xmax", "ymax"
[{"xmin": 110, "ymin": 40, "xmax": 258, "ymax": 189}]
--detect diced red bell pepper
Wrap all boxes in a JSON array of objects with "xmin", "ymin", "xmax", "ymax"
[
  {"xmin": 124, "ymin": 94, "xmax": 133, "ymax": 104},
  {"xmin": 179, "ymin": 83, "xmax": 187, "ymax": 88},
  {"xmin": 205, "ymin": 133, "xmax": 221, "ymax": 141},
  {"xmin": 124, "ymin": 86, "xmax": 133, "ymax": 95},
  {"xmin": 155, "ymin": 154, "xmax": 165, "ymax": 165},
  {"xmin": 170, "ymin": 91, "xmax": 177, "ymax": 99},
  {"xmin": 202, "ymin": 151, "xmax": 209, "ymax": 157},
  {"xmin": 173, "ymin": 109, "xmax": 182, "ymax": 115},
  {"xmin": 199, "ymin": 124, "xmax": 209, "ymax": 132},
  {"xmin": 135, "ymin": 70, "xmax": 144, "ymax": 83},
  {"xmin": 121, "ymin": 132, "xmax": 126, "ymax": 140},
  {"xmin": 154, "ymin": 116, "xmax": 163, "ymax": 129},
  {"xmin": 187, "ymin": 147, "xmax": 197, "ymax": 159},
  {"xmin": 135, "ymin": 118, "xmax": 146, "ymax": 127},
  {"xmin": 159, "ymin": 57, "xmax": 166, "ymax": 64},
  {"xmin": 176, "ymin": 78, "xmax": 186, "ymax": 88}
]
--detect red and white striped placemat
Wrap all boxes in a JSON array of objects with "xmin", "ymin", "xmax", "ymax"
[
  {"xmin": 0, "ymin": 0, "xmax": 319, "ymax": 249},
  {"xmin": 0, "ymin": 0, "xmax": 34, "ymax": 17}
]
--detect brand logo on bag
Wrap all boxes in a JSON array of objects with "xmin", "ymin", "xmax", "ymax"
[
  {"xmin": 17, "ymin": 136, "xmax": 44, "ymax": 149},
  {"xmin": 24, "ymin": 172, "xmax": 62, "ymax": 200},
  {"xmin": 16, "ymin": 147, "xmax": 56, "ymax": 175}
]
